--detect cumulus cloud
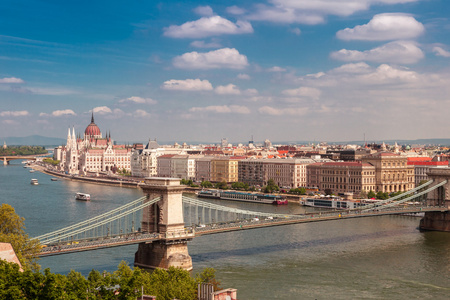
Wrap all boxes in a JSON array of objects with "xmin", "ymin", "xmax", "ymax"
[
  {"xmin": 244, "ymin": 88, "xmax": 258, "ymax": 96},
  {"xmin": 194, "ymin": 5, "xmax": 214, "ymax": 16},
  {"xmin": 161, "ymin": 79, "xmax": 213, "ymax": 91},
  {"xmin": 118, "ymin": 96, "xmax": 157, "ymax": 104},
  {"xmin": 173, "ymin": 48, "xmax": 248, "ymax": 70},
  {"xmin": 92, "ymin": 106, "xmax": 112, "ymax": 115},
  {"xmin": 0, "ymin": 110, "xmax": 29, "ymax": 117},
  {"xmin": 330, "ymin": 62, "xmax": 372, "ymax": 74},
  {"xmin": 133, "ymin": 109, "xmax": 150, "ymax": 117},
  {"xmin": 2, "ymin": 120, "xmax": 18, "ymax": 125},
  {"xmin": 227, "ymin": 5, "xmax": 246, "ymax": 15},
  {"xmin": 433, "ymin": 46, "xmax": 450, "ymax": 58},
  {"xmin": 282, "ymin": 87, "xmax": 321, "ymax": 99},
  {"xmin": 190, "ymin": 40, "xmax": 222, "ymax": 48},
  {"xmin": 330, "ymin": 40, "xmax": 424, "ymax": 64},
  {"xmin": 336, "ymin": 13, "xmax": 425, "ymax": 41},
  {"xmin": 51, "ymin": 109, "xmax": 76, "ymax": 117},
  {"xmin": 163, "ymin": 16, "xmax": 253, "ymax": 39},
  {"xmin": 267, "ymin": 66, "xmax": 287, "ymax": 72},
  {"xmin": 215, "ymin": 84, "xmax": 241, "ymax": 95},
  {"xmin": 258, "ymin": 106, "xmax": 308, "ymax": 116},
  {"xmin": 237, "ymin": 73, "xmax": 251, "ymax": 80},
  {"xmin": 247, "ymin": 1, "xmax": 418, "ymax": 24},
  {"xmin": 189, "ymin": 105, "xmax": 250, "ymax": 114},
  {"xmin": 0, "ymin": 77, "xmax": 25, "ymax": 84}
]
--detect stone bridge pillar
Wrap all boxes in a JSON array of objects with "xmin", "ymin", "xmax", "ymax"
[
  {"xmin": 134, "ymin": 177, "xmax": 193, "ymax": 271},
  {"xmin": 419, "ymin": 168, "xmax": 450, "ymax": 232},
  {"xmin": 3, "ymin": 157, "xmax": 8, "ymax": 165}
]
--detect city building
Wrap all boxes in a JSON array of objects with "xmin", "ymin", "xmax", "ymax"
[
  {"xmin": 306, "ymin": 162, "xmax": 376, "ymax": 195},
  {"xmin": 130, "ymin": 139, "xmax": 165, "ymax": 177},
  {"xmin": 407, "ymin": 157, "xmax": 448, "ymax": 186},
  {"xmin": 57, "ymin": 113, "xmax": 132, "ymax": 175},
  {"xmin": 361, "ymin": 152, "xmax": 414, "ymax": 193}
]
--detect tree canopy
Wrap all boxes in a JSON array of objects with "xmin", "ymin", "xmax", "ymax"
[
  {"xmin": 0, "ymin": 260, "xmax": 220, "ymax": 300},
  {"xmin": 0, "ymin": 203, "xmax": 41, "ymax": 271}
]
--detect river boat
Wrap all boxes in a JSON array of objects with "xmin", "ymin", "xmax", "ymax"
[
  {"xmin": 29, "ymin": 169, "xmax": 35, "ymax": 173},
  {"xmin": 197, "ymin": 189, "xmax": 288, "ymax": 205},
  {"xmin": 30, "ymin": 179, "xmax": 39, "ymax": 185},
  {"xmin": 300, "ymin": 197, "xmax": 367, "ymax": 209},
  {"xmin": 75, "ymin": 192, "xmax": 90, "ymax": 201},
  {"xmin": 51, "ymin": 178, "xmax": 58, "ymax": 181}
]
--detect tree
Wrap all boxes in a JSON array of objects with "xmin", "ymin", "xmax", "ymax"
[
  {"xmin": 0, "ymin": 204, "xmax": 41, "ymax": 271},
  {"xmin": 376, "ymin": 191, "xmax": 389, "ymax": 200},
  {"xmin": 200, "ymin": 181, "xmax": 213, "ymax": 188},
  {"xmin": 196, "ymin": 267, "xmax": 221, "ymax": 291},
  {"xmin": 263, "ymin": 179, "xmax": 279, "ymax": 193},
  {"xmin": 367, "ymin": 190, "xmax": 376, "ymax": 199},
  {"xmin": 214, "ymin": 181, "xmax": 228, "ymax": 190}
]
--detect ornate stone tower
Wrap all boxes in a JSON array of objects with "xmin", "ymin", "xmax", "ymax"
[
  {"xmin": 420, "ymin": 168, "xmax": 450, "ymax": 231},
  {"xmin": 134, "ymin": 177, "xmax": 193, "ymax": 270}
]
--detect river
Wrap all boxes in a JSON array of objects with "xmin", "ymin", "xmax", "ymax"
[{"xmin": 1, "ymin": 160, "xmax": 449, "ymax": 299}]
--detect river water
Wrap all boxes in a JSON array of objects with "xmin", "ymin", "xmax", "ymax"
[{"xmin": 1, "ymin": 161, "xmax": 449, "ymax": 299}]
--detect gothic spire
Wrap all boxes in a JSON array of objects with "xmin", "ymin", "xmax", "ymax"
[{"xmin": 91, "ymin": 111, "xmax": 95, "ymax": 123}]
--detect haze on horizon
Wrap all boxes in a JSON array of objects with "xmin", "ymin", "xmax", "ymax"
[{"xmin": 1, "ymin": 1, "xmax": 450, "ymax": 143}]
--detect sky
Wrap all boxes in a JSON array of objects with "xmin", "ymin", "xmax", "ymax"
[{"xmin": 1, "ymin": 0, "xmax": 450, "ymax": 144}]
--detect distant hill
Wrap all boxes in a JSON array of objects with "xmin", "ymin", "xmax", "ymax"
[{"xmin": 0, "ymin": 135, "xmax": 66, "ymax": 147}]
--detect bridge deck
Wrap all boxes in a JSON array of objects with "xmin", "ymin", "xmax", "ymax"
[{"xmin": 37, "ymin": 206, "xmax": 446, "ymax": 256}]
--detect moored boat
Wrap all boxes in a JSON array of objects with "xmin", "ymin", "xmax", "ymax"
[
  {"xmin": 300, "ymin": 197, "xmax": 367, "ymax": 209},
  {"xmin": 51, "ymin": 178, "xmax": 58, "ymax": 181},
  {"xmin": 197, "ymin": 189, "xmax": 287, "ymax": 205},
  {"xmin": 76, "ymin": 192, "xmax": 90, "ymax": 201},
  {"xmin": 30, "ymin": 179, "xmax": 39, "ymax": 185}
]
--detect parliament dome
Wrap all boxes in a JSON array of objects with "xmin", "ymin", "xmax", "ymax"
[{"xmin": 85, "ymin": 113, "xmax": 101, "ymax": 138}]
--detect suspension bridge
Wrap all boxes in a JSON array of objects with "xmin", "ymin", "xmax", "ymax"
[{"xmin": 34, "ymin": 170, "xmax": 450, "ymax": 269}]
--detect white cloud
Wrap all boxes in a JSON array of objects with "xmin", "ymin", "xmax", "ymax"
[
  {"xmin": 118, "ymin": 96, "xmax": 157, "ymax": 104},
  {"xmin": 433, "ymin": 46, "xmax": 450, "ymax": 58},
  {"xmin": 0, "ymin": 77, "xmax": 24, "ymax": 84},
  {"xmin": 291, "ymin": 28, "xmax": 301, "ymax": 35},
  {"xmin": 244, "ymin": 88, "xmax": 258, "ymax": 96},
  {"xmin": 2, "ymin": 119, "xmax": 18, "ymax": 125},
  {"xmin": 237, "ymin": 73, "xmax": 251, "ymax": 80},
  {"xmin": 330, "ymin": 62, "xmax": 372, "ymax": 74},
  {"xmin": 194, "ymin": 5, "xmax": 214, "ymax": 17},
  {"xmin": 336, "ymin": 13, "xmax": 425, "ymax": 41},
  {"xmin": 51, "ymin": 109, "xmax": 76, "ymax": 117},
  {"xmin": 330, "ymin": 40, "xmax": 424, "ymax": 64},
  {"xmin": 247, "ymin": 1, "xmax": 419, "ymax": 24},
  {"xmin": 173, "ymin": 48, "xmax": 248, "ymax": 70},
  {"xmin": 190, "ymin": 40, "xmax": 222, "ymax": 48},
  {"xmin": 215, "ymin": 84, "xmax": 241, "ymax": 95},
  {"xmin": 163, "ymin": 16, "xmax": 253, "ymax": 39},
  {"xmin": 0, "ymin": 110, "xmax": 29, "ymax": 117},
  {"xmin": 267, "ymin": 66, "xmax": 287, "ymax": 72},
  {"xmin": 282, "ymin": 87, "xmax": 321, "ymax": 99},
  {"xmin": 258, "ymin": 106, "xmax": 308, "ymax": 116},
  {"xmin": 93, "ymin": 106, "xmax": 112, "ymax": 115},
  {"xmin": 134, "ymin": 109, "xmax": 150, "ymax": 117},
  {"xmin": 161, "ymin": 79, "xmax": 213, "ymax": 91},
  {"xmin": 189, "ymin": 105, "xmax": 250, "ymax": 114},
  {"xmin": 226, "ymin": 5, "xmax": 246, "ymax": 15}
]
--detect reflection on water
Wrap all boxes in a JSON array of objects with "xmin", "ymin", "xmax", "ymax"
[{"xmin": 2, "ymin": 161, "xmax": 450, "ymax": 299}]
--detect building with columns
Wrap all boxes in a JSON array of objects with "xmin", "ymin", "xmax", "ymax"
[{"xmin": 362, "ymin": 152, "xmax": 414, "ymax": 193}]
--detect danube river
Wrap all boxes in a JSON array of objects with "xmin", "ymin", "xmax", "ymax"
[{"xmin": 2, "ymin": 161, "xmax": 450, "ymax": 299}]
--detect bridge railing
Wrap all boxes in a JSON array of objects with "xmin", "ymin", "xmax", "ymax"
[{"xmin": 36, "ymin": 196, "xmax": 161, "ymax": 245}]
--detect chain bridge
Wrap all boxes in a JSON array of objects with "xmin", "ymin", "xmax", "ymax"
[{"xmin": 33, "ymin": 169, "xmax": 450, "ymax": 270}]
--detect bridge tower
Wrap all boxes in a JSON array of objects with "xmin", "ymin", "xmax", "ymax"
[
  {"xmin": 2, "ymin": 157, "xmax": 8, "ymax": 165},
  {"xmin": 420, "ymin": 168, "xmax": 450, "ymax": 232},
  {"xmin": 134, "ymin": 177, "xmax": 193, "ymax": 271}
]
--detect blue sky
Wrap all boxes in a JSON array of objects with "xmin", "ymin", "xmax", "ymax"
[{"xmin": 1, "ymin": 0, "xmax": 450, "ymax": 143}]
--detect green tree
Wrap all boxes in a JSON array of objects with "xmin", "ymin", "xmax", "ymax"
[
  {"xmin": 214, "ymin": 181, "xmax": 228, "ymax": 190},
  {"xmin": 263, "ymin": 179, "xmax": 279, "ymax": 193},
  {"xmin": 146, "ymin": 267, "xmax": 197, "ymax": 300},
  {"xmin": 0, "ymin": 204, "xmax": 41, "ymax": 271},
  {"xmin": 367, "ymin": 190, "xmax": 376, "ymax": 199},
  {"xmin": 231, "ymin": 182, "xmax": 249, "ymax": 190},
  {"xmin": 200, "ymin": 181, "xmax": 213, "ymax": 188},
  {"xmin": 376, "ymin": 191, "xmax": 389, "ymax": 200},
  {"xmin": 196, "ymin": 267, "xmax": 221, "ymax": 291}
]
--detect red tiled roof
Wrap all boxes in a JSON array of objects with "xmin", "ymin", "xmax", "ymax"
[
  {"xmin": 407, "ymin": 161, "xmax": 448, "ymax": 166},
  {"xmin": 407, "ymin": 157, "xmax": 431, "ymax": 162}
]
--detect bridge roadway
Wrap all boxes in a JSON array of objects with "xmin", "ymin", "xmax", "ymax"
[{"xmin": 37, "ymin": 205, "xmax": 447, "ymax": 257}]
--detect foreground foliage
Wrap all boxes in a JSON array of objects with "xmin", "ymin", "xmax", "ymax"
[
  {"xmin": 0, "ymin": 260, "xmax": 220, "ymax": 300},
  {"xmin": 0, "ymin": 204, "xmax": 41, "ymax": 271}
]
